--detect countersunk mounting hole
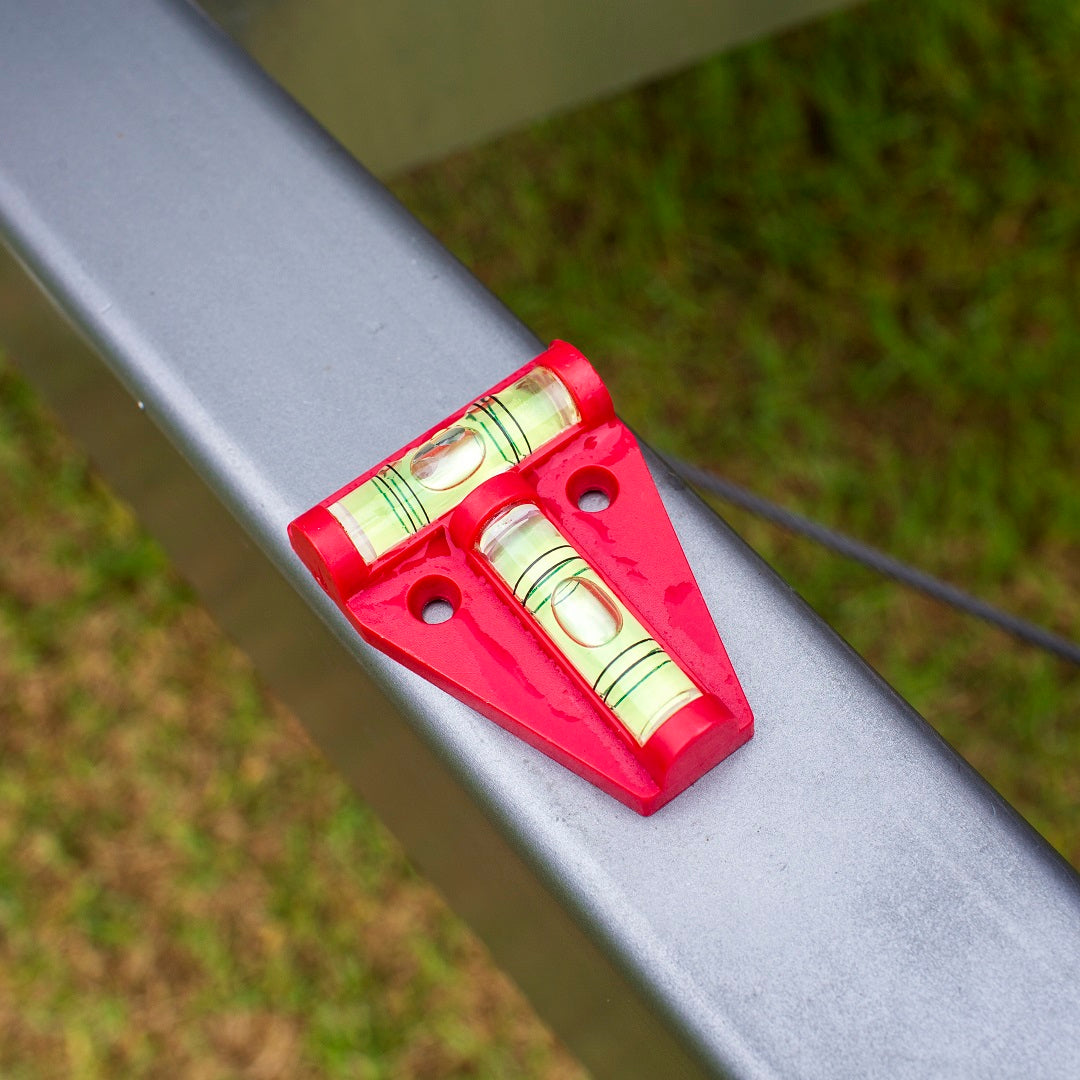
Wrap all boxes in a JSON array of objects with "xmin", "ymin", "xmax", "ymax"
[
  {"xmin": 567, "ymin": 465, "xmax": 618, "ymax": 513},
  {"xmin": 408, "ymin": 574, "xmax": 462, "ymax": 624},
  {"xmin": 576, "ymin": 488, "xmax": 610, "ymax": 513},
  {"xmin": 422, "ymin": 598, "xmax": 456, "ymax": 624}
]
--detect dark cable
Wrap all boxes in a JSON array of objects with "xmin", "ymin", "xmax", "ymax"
[{"xmin": 662, "ymin": 453, "xmax": 1080, "ymax": 667}]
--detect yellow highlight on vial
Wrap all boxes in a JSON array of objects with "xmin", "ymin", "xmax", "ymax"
[
  {"xmin": 328, "ymin": 367, "xmax": 578, "ymax": 562},
  {"xmin": 478, "ymin": 503, "xmax": 701, "ymax": 745}
]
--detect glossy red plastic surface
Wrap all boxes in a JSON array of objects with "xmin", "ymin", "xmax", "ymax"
[{"xmin": 288, "ymin": 342, "xmax": 753, "ymax": 814}]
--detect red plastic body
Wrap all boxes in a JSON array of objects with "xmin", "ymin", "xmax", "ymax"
[{"xmin": 289, "ymin": 342, "xmax": 753, "ymax": 814}]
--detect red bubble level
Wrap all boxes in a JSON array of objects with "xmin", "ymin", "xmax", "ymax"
[{"xmin": 289, "ymin": 341, "xmax": 753, "ymax": 815}]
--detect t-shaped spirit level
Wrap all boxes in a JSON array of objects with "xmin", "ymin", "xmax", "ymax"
[{"xmin": 289, "ymin": 342, "xmax": 753, "ymax": 814}]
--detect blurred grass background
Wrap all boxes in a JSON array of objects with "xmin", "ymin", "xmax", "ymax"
[{"xmin": 1, "ymin": 0, "xmax": 1078, "ymax": 1075}]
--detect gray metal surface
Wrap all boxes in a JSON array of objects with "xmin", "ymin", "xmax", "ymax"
[
  {"xmin": 201, "ymin": 0, "xmax": 858, "ymax": 176},
  {"xmin": 2, "ymin": 2, "xmax": 1080, "ymax": 1077}
]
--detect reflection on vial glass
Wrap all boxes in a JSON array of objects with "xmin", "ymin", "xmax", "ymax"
[{"xmin": 411, "ymin": 426, "xmax": 486, "ymax": 491}]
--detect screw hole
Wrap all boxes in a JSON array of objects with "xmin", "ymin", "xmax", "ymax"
[
  {"xmin": 567, "ymin": 466, "xmax": 618, "ymax": 513},
  {"xmin": 421, "ymin": 597, "xmax": 456, "ymax": 624},
  {"xmin": 408, "ymin": 574, "xmax": 462, "ymax": 624},
  {"xmin": 576, "ymin": 488, "xmax": 610, "ymax": 513}
]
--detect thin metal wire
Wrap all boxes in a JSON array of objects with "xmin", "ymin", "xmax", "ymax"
[{"xmin": 663, "ymin": 454, "xmax": 1080, "ymax": 667}]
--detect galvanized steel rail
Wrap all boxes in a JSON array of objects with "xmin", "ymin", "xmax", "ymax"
[{"xmin": 2, "ymin": 2, "xmax": 1080, "ymax": 1077}]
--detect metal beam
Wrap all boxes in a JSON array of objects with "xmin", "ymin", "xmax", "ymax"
[
  {"xmin": 1, "ymin": 2, "xmax": 1079, "ymax": 1077},
  {"xmin": 200, "ymin": 0, "xmax": 859, "ymax": 176}
]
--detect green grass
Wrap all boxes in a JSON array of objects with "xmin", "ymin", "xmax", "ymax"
[{"xmin": 1, "ymin": 0, "xmax": 1078, "ymax": 1074}]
